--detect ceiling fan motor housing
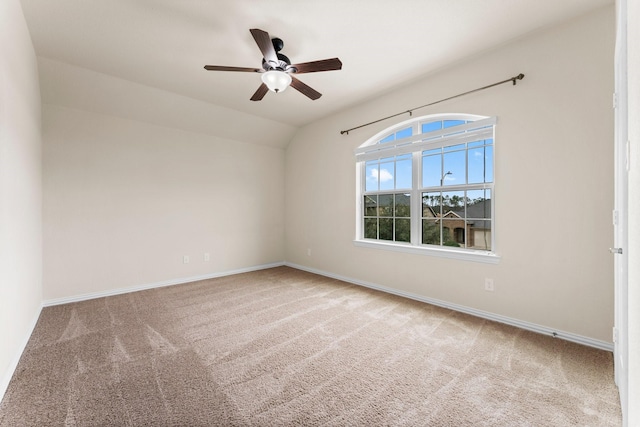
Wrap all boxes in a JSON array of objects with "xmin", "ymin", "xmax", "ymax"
[{"xmin": 271, "ymin": 37, "xmax": 284, "ymax": 52}]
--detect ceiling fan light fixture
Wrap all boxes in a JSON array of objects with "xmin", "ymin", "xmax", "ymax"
[{"xmin": 261, "ymin": 70, "xmax": 292, "ymax": 93}]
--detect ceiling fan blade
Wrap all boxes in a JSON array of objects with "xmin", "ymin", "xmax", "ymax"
[
  {"xmin": 250, "ymin": 28, "xmax": 278, "ymax": 67},
  {"xmin": 204, "ymin": 65, "xmax": 262, "ymax": 72},
  {"xmin": 290, "ymin": 76, "xmax": 322, "ymax": 100},
  {"xmin": 250, "ymin": 83, "xmax": 269, "ymax": 101},
  {"xmin": 290, "ymin": 58, "xmax": 342, "ymax": 74}
]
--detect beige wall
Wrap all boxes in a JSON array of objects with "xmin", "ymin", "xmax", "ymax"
[
  {"xmin": 36, "ymin": 58, "xmax": 297, "ymax": 150},
  {"xmin": 42, "ymin": 104, "xmax": 285, "ymax": 300},
  {"xmin": 0, "ymin": 0, "xmax": 43, "ymax": 394},
  {"xmin": 285, "ymin": 7, "xmax": 615, "ymax": 343}
]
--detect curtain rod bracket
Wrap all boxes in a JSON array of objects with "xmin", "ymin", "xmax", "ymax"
[{"xmin": 512, "ymin": 73, "xmax": 525, "ymax": 85}]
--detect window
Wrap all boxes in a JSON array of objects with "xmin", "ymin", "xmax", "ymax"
[{"xmin": 355, "ymin": 114, "xmax": 498, "ymax": 263}]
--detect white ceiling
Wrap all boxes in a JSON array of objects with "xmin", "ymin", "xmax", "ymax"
[{"xmin": 20, "ymin": 0, "xmax": 612, "ymax": 129}]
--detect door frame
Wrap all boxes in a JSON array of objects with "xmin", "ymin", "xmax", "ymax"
[{"xmin": 613, "ymin": 0, "xmax": 628, "ymax": 421}]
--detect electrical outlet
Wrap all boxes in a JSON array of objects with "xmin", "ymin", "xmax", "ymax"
[
  {"xmin": 183, "ymin": 255, "xmax": 190, "ymax": 264},
  {"xmin": 484, "ymin": 278, "xmax": 494, "ymax": 292},
  {"xmin": 204, "ymin": 253, "xmax": 210, "ymax": 262}
]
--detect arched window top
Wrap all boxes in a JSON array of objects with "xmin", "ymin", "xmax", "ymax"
[
  {"xmin": 359, "ymin": 113, "xmax": 491, "ymax": 150},
  {"xmin": 355, "ymin": 113, "xmax": 495, "ymax": 163}
]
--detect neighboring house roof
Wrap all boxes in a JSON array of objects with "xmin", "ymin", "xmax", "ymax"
[
  {"xmin": 395, "ymin": 193, "xmax": 411, "ymax": 206},
  {"xmin": 452, "ymin": 200, "xmax": 492, "ymax": 229},
  {"xmin": 442, "ymin": 211, "xmax": 462, "ymax": 219}
]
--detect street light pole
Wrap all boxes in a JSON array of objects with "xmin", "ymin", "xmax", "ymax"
[{"xmin": 441, "ymin": 171, "xmax": 452, "ymax": 186}]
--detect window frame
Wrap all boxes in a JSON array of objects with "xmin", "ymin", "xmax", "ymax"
[{"xmin": 354, "ymin": 114, "xmax": 500, "ymax": 264}]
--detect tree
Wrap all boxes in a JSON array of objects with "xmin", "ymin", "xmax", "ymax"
[{"xmin": 422, "ymin": 220, "xmax": 439, "ymax": 245}]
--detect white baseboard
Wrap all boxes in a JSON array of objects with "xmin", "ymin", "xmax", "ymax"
[
  {"xmin": 33, "ymin": 258, "xmax": 613, "ymax": 349},
  {"xmin": 42, "ymin": 262, "xmax": 285, "ymax": 307},
  {"xmin": 1, "ymin": 260, "xmax": 612, "ymax": 407},
  {"xmin": 284, "ymin": 262, "xmax": 614, "ymax": 352},
  {"xmin": 0, "ymin": 305, "xmax": 42, "ymax": 404}
]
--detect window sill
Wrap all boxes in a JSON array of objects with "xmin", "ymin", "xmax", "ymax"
[{"xmin": 353, "ymin": 240, "xmax": 501, "ymax": 264}]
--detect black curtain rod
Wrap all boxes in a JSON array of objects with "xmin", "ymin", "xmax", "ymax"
[{"xmin": 340, "ymin": 73, "xmax": 525, "ymax": 135}]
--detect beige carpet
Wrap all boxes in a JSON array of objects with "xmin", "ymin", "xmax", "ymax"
[{"xmin": 0, "ymin": 266, "xmax": 621, "ymax": 426}]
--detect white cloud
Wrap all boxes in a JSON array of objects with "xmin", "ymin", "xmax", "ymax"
[{"xmin": 371, "ymin": 168, "xmax": 393, "ymax": 182}]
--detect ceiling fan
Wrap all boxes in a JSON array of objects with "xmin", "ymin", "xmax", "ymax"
[{"xmin": 204, "ymin": 28, "xmax": 342, "ymax": 101}]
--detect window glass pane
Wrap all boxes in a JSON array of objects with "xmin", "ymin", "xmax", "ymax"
[
  {"xmin": 468, "ymin": 146, "xmax": 492, "ymax": 184},
  {"xmin": 454, "ymin": 224, "xmax": 467, "ymax": 247},
  {"xmin": 441, "ymin": 219, "xmax": 461, "ymax": 247},
  {"xmin": 444, "ymin": 120, "xmax": 465, "ymax": 128},
  {"xmin": 378, "ymin": 162, "xmax": 394, "ymax": 191},
  {"xmin": 469, "ymin": 220, "xmax": 491, "ymax": 250},
  {"xmin": 379, "ymin": 134, "xmax": 395, "ymax": 144},
  {"xmin": 365, "ymin": 162, "xmax": 378, "ymax": 191},
  {"xmin": 423, "ymin": 148, "xmax": 440, "ymax": 156},
  {"xmin": 395, "ymin": 193, "xmax": 411, "ymax": 217},
  {"xmin": 468, "ymin": 140, "xmax": 484, "ymax": 148},
  {"xmin": 422, "ymin": 219, "xmax": 440, "ymax": 245},
  {"xmin": 422, "ymin": 154, "xmax": 441, "ymax": 188},
  {"xmin": 396, "ymin": 127, "xmax": 413, "ymax": 139},
  {"xmin": 422, "ymin": 192, "xmax": 441, "ymax": 217},
  {"xmin": 395, "ymin": 155, "xmax": 412, "ymax": 189},
  {"xmin": 422, "ymin": 121, "xmax": 442, "ymax": 134},
  {"xmin": 444, "ymin": 120, "xmax": 466, "ymax": 136},
  {"xmin": 378, "ymin": 194, "xmax": 393, "ymax": 217},
  {"xmin": 364, "ymin": 218, "xmax": 378, "ymax": 239},
  {"xmin": 443, "ymin": 151, "xmax": 465, "ymax": 186},
  {"xmin": 466, "ymin": 190, "xmax": 491, "ymax": 219},
  {"xmin": 442, "ymin": 191, "xmax": 465, "ymax": 213},
  {"xmin": 438, "ymin": 219, "xmax": 468, "ymax": 248},
  {"xmin": 364, "ymin": 195, "xmax": 377, "ymax": 216},
  {"xmin": 379, "ymin": 218, "xmax": 393, "ymax": 240},
  {"xmin": 485, "ymin": 138, "xmax": 494, "ymax": 145},
  {"xmin": 485, "ymin": 145, "xmax": 494, "ymax": 182},
  {"xmin": 395, "ymin": 219, "xmax": 411, "ymax": 242}
]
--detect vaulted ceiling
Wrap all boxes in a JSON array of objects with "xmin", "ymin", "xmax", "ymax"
[{"xmin": 21, "ymin": 0, "xmax": 612, "ymax": 131}]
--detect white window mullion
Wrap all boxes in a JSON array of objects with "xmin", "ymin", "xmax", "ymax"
[
  {"xmin": 356, "ymin": 162, "xmax": 364, "ymax": 240},
  {"xmin": 411, "ymin": 151, "xmax": 421, "ymax": 245}
]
